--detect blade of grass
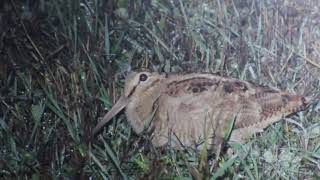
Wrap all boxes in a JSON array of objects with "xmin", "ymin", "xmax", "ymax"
[
  {"xmin": 105, "ymin": 13, "xmax": 110, "ymax": 58},
  {"xmin": 129, "ymin": 20, "xmax": 178, "ymax": 60},
  {"xmin": 211, "ymin": 154, "xmax": 237, "ymax": 179},
  {"xmin": 42, "ymin": 85, "xmax": 78, "ymax": 143},
  {"xmin": 93, "ymin": 141, "xmax": 128, "ymax": 180},
  {"xmin": 28, "ymin": 101, "xmax": 45, "ymax": 146},
  {"xmin": 89, "ymin": 149, "xmax": 112, "ymax": 179}
]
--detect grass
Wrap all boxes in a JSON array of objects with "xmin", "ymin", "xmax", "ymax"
[{"xmin": 1, "ymin": 0, "xmax": 320, "ymax": 179}]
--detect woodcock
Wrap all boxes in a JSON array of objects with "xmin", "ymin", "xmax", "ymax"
[{"xmin": 93, "ymin": 71, "xmax": 311, "ymax": 150}]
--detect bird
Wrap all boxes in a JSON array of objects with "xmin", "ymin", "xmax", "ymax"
[{"xmin": 92, "ymin": 71, "xmax": 311, "ymax": 151}]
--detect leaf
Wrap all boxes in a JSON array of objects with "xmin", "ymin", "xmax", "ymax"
[{"xmin": 211, "ymin": 155, "xmax": 237, "ymax": 179}]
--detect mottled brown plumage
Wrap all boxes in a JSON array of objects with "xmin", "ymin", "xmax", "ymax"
[{"xmin": 93, "ymin": 71, "xmax": 311, "ymax": 150}]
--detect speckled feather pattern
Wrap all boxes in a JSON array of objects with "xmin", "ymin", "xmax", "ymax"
[{"xmin": 95, "ymin": 71, "xmax": 311, "ymax": 150}]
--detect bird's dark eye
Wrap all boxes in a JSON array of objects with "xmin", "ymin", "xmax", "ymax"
[{"xmin": 139, "ymin": 73, "xmax": 148, "ymax": 81}]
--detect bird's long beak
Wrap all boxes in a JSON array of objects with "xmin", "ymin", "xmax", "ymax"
[{"xmin": 92, "ymin": 96, "xmax": 129, "ymax": 136}]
